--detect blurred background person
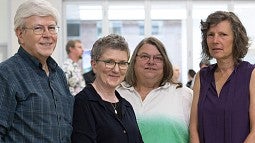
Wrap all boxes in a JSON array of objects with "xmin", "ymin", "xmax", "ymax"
[
  {"xmin": 0, "ymin": 0, "xmax": 74, "ymax": 142},
  {"xmin": 199, "ymin": 59, "xmax": 211, "ymax": 69},
  {"xmin": 190, "ymin": 11, "xmax": 255, "ymax": 143},
  {"xmin": 71, "ymin": 34, "xmax": 143, "ymax": 143},
  {"xmin": 190, "ymin": 59, "xmax": 210, "ymax": 89},
  {"xmin": 186, "ymin": 69, "xmax": 196, "ymax": 88},
  {"xmin": 83, "ymin": 69, "xmax": 95, "ymax": 85},
  {"xmin": 172, "ymin": 64, "xmax": 181, "ymax": 83},
  {"xmin": 117, "ymin": 36, "xmax": 192, "ymax": 143},
  {"xmin": 63, "ymin": 39, "xmax": 86, "ymax": 96}
]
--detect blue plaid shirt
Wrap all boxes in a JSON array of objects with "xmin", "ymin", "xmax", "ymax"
[{"xmin": 0, "ymin": 47, "xmax": 74, "ymax": 143}]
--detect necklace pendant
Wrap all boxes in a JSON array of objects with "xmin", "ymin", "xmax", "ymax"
[{"xmin": 111, "ymin": 102, "xmax": 118, "ymax": 114}]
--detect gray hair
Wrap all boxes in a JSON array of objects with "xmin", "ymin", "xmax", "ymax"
[
  {"xmin": 14, "ymin": 0, "xmax": 60, "ymax": 30},
  {"xmin": 90, "ymin": 34, "xmax": 130, "ymax": 61}
]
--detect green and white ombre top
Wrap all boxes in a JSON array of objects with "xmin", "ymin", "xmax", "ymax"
[{"xmin": 117, "ymin": 82, "xmax": 193, "ymax": 143}]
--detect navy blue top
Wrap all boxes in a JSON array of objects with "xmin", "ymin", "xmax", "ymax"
[
  {"xmin": 198, "ymin": 61, "xmax": 254, "ymax": 143},
  {"xmin": 0, "ymin": 47, "xmax": 74, "ymax": 143},
  {"xmin": 71, "ymin": 84, "xmax": 143, "ymax": 143}
]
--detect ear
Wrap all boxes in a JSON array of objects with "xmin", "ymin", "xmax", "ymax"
[
  {"xmin": 91, "ymin": 60, "xmax": 96, "ymax": 68},
  {"xmin": 91, "ymin": 60, "xmax": 97, "ymax": 74},
  {"xmin": 69, "ymin": 46, "xmax": 73, "ymax": 51},
  {"xmin": 15, "ymin": 28, "xmax": 24, "ymax": 44}
]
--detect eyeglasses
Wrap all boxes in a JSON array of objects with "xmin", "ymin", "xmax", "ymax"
[
  {"xmin": 97, "ymin": 59, "xmax": 129, "ymax": 70},
  {"xmin": 136, "ymin": 54, "xmax": 163, "ymax": 63},
  {"xmin": 23, "ymin": 25, "xmax": 59, "ymax": 35}
]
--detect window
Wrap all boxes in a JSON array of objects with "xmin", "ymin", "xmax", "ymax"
[
  {"xmin": 67, "ymin": 23, "xmax": 80, "ymax": 37},
  {"xmin": 234, "ymin": 3, "xmax": 255, "ymax": 63},
  {"xmin": 64, "ymin": 0, "xmax": 255, "ymax": 82},
  {"xmin": 192, "ymin": 2, "xmax": 228, "ymax": 71}
]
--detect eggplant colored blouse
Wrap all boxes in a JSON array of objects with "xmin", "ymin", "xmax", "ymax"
[{"xmin": 198, "ymin": 61, "xmax": 254, "ymax": 143}]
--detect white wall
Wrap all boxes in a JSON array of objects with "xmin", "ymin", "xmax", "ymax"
[{"xmin": 0, "ymin": 0, "xmax": 8, "ymax": 44}]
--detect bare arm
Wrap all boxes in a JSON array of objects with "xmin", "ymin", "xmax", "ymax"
[
  {"xmin": 189, "ymin": 71, "xmax": 201, "ymax": 143},
  {"xmin": 244, "ymin": 69, "xmax": 255, "ymax": 143}
]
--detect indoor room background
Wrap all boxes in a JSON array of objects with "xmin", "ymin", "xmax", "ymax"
[{"xmin": 1, "ymin": 0, "xmax": 255, "ymax": 84}]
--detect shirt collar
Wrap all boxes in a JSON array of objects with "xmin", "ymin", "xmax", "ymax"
[
  {"xmin": 119, "ymin": 81, "xmax": 171, "ymax": 91},
  {"xmin": 18, "ymin": 47, "xmax": 58, "ymax": 71},
  {"xmin": 85, "ymin": 84, "xmax": 131, "ymax": 107},
  {"xmin": 210, "ymin": 61, "xmax": 243, "ymax": 74}
]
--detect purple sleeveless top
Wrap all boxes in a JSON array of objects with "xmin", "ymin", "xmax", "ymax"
[{"xmin": 198, "ymin": 61, "xmax": 254, "ymax": 143}]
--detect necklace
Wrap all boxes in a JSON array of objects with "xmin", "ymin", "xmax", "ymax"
[{"xmin": 111, "ymin": 103, "xmax": 118, "ymax": 114}]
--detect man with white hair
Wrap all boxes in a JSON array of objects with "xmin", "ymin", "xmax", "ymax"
[{"xmin": 0, "ymin": 0, "xmax": 74, "ymax": 142}]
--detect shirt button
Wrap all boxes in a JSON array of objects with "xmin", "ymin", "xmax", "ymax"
[
  {"xmin": 62, "ymin": 137, "xmax": 66, "ymax": 141},
  {"xmin": 123, "ymin": 130, "xmax": 126, "ymax": 134}
]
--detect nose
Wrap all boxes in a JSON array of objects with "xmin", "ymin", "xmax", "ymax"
[
  {"xmin": 212, "ymin": 35, "xmax": 220, "ymax": 43},
  {"xmin": 112, "ymin": 63, "xmax": 120, "ymax": 72},
  {"xmin": 42, "ymin": 27, "xmax": 51, "ymax": 36},
  {"xmin": 147, "ymin": 56, "xmax": 155, "ymax": 64}
]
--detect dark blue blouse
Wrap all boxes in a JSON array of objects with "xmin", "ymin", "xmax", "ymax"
[{"xmin": 71, "ymin": 84, "xmax": 143, "ymax": 143}]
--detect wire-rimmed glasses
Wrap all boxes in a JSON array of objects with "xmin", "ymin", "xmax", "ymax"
[
  {"xmin": 23, "ymin": 25, "xmax": 59, "ymax": 35},
  {"xmin": 136, "ymin": 54, "xmax": 163, "ymax": 63}
]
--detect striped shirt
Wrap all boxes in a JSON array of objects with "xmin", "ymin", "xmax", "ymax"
[{"xmin": 0, "ymin": 47, "xmax": 74, "ymax": 143}]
